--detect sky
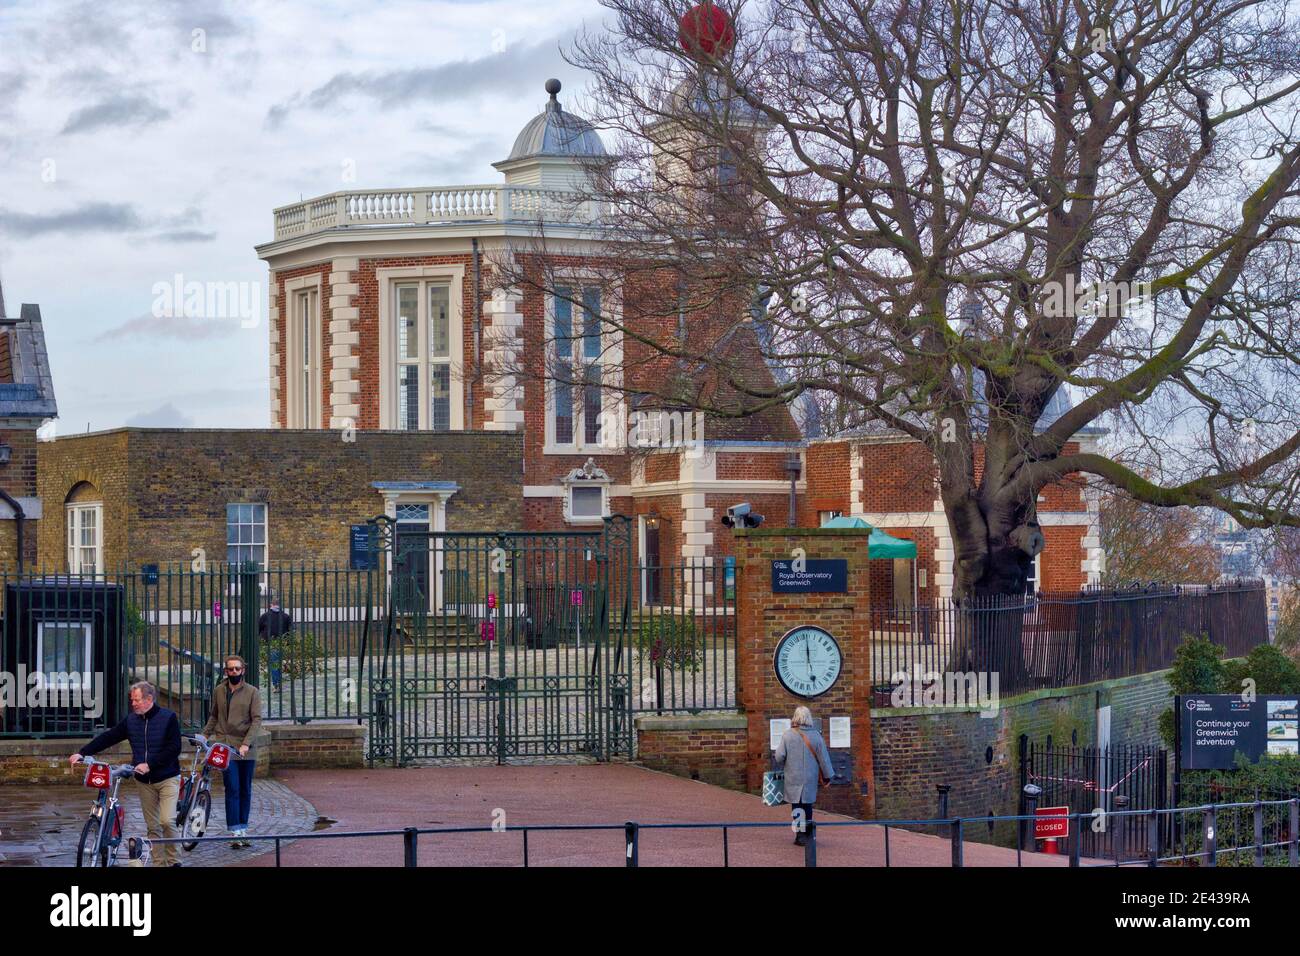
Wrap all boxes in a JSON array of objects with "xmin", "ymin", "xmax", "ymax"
[{"xmin": 0, "ymin": 0, "xmax": 606, "ymax": 434}]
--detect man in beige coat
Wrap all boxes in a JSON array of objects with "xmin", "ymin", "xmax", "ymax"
[{"xmin": 202, "ymin": 655, "xmax": 261, "ymax": 848}]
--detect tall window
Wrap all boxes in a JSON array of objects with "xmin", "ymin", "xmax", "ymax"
[
  {"xmin": 395, "ymin": 282, "xmax": 452, "ymax": 431},
  {"xmin": 226, "ymin": 504, "xmax": 267, "ymax": 567},
  {"xmin": 551, "ymin": 285, "xmax": 604, "ymax": 447},
  {"xmin": 718, "ymin": 146, "xmax": 738, "ymax": 188},
  {"xmin": 286, "ymin": 284, "xmax": 321, "ymax": 428},
  {"xmin": 66, "ymin": 504, "xmax": 102, "ymax": 574}
]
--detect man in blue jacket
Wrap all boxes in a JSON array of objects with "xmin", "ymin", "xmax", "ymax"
[{"xmin": 69, "ymin": 681, "xmax": 184, "ymax": 866}]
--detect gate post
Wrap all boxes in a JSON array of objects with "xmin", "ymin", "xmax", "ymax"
[
  {"xmin": 403, "ymin": 827, "xmax": 418, "ymax": 867},
  {"xmin": 1254, "ymin": 801, "xmax": 1265, "ymax": 867},
  {"xmin": 239, "ymin": 561, "xmax": 260, "ymax": 680},
  {"xmin": 624, "ymin": 822, "xmax": 639, "ymax": 867},
  {"xmin": 1290, "ymin": 799, "xmax": 1299, "ymax": 868},
  {"xmin": 1203, "ymin": 807, "xmax": 1217, "ymax": 866}
]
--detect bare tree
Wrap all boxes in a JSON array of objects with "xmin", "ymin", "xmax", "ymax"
[
  {"xmin": 494, "ymin": 0, "xmax": 1300, "ymax": 599},
  {"xmin": 1098, "ymin": 490, "xmax": 1222, "ymax": 585}
]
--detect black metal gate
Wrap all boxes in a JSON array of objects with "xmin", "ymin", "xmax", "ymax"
[
  {"xmin": 367, "ymin": 516, "xmax": 633, "ymax": 765},
  {"xmin": 1019, "ymin": 736, "xmax": 1168, "ymax": 860}
]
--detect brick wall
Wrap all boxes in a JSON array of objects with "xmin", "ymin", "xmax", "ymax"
[
  {"xmin": 34, "ymin": 430, "xmax": 131, "ymax": 570},
  {"xmin": 869, "ymin": 669, "xmax": 1173, "ymax": 842},
  {"xmin": 0, "ymin": 428, "xmax": 40, "ymax": 568},
  {"xmin": 800, "ymin": 441, "xmax": 851, "ymax": 523},
  {"xmin": 1040, "ymin": 525, "xmax": 1087, "ymax": 592},
  {"xmin": 37, "ymin": 429, "xmax": 523, "ymax": 567},
  {"xmin": 635, "ymin": 713, "xmax": 747, "ymax": 790},
  {"xmin": 264, "ymin": 722, "xmax": 364, "ymax": 769}
]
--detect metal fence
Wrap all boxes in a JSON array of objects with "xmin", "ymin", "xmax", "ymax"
[
  {"xmin": 628, "ymin": 562, "xmax": 736, "ymax": 714},
  {"xmin": 0, "ymin": 562, "xmax": 1268, "ymax": 741},
  {"xmin": 871, "ymin": 580, "xmax": 1268, "ymax": 704},
  {"xmin": 1020, "ymin": 738, "xmax": 1169, "ymax": 860},
  {"xmin": 0, "ymin": 562, "xmax": 380, "ymax": 738},
  {"xmin": 152, "ymin": 799, "xmax": 1300, "ymax": 868}
]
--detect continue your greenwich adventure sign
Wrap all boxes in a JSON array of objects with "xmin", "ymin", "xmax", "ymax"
[{"xmin": 1178, "ymin": 695, "xmax": 1299, "ymax": 770}]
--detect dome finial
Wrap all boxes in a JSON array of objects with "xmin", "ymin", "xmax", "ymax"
[{"xmin": 545, "ymin": 78, "xmax": 562, "ymax": 109}]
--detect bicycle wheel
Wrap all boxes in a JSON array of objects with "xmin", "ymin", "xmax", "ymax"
[
  {"xmin": 182, "ymin": 790, "xmax": 211, "ymax": 851},
  {"xmin": 76, "ymin": 817, "xmax": 107, "ymax": 867}
]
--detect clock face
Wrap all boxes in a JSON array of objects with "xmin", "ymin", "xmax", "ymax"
[{"xmin": 773, "ymin": 626, "xmax": 843, "ymax": 699}]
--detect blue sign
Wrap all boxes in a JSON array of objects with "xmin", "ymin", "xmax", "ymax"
[
  {"xmin": 771, "ymin": 559, "xmax": 847, "ymax": 593},
  {"xmin": 350, "ymin": 524, "xmax": 379, "ymax": 570},
  {"xmin": 724, "ymin": 556, "xmax": 736, "ymax": 600},
  {"xmin": 141, "ymin": 564, "xmax": 159, "ymax": 585},
  {"xmin": 1179, "ymin": 695, "xmax": 1299, "ymax": 769}
]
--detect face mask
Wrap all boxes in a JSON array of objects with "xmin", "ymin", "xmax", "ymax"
[{"xmin": 228, "ymin": 673, "xmax": 244, "ymax": 685}]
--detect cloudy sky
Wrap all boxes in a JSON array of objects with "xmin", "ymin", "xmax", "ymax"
[{"xmin": 0, "ymin": 0, "xmax": 605, "ymax": 433}]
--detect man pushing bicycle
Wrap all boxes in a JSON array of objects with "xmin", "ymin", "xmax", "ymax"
[
  {"xmin": 70, "ymin": 681, "xmax": 184, "ymax": 867},
  {"xmin": 202, "ymin": 655, "xmax": 262, "ymax": 848}
]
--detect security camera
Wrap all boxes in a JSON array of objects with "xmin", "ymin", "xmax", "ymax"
[{"xmin": 721, "ymin": 502, "xmax": 764, "ymax": 529}]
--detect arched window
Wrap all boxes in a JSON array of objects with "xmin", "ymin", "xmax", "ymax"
[{"xmin": 65, "ymin": 482, "xmax": 103, "ymax": 575}]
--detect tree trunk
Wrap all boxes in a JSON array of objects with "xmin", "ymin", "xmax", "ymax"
[{"xmin": 944, "ymin": 490, "xmax": 1041, "ymax": 689}]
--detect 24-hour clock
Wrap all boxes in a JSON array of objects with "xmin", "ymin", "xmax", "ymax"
[{"xmin": 773, "ymin": 625, "xmax": 843, "ymax": 698}]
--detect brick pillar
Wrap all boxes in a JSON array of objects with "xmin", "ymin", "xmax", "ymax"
[{"xmin": 735, "ymin": 527, "xmax": 875, "ymax": 818}]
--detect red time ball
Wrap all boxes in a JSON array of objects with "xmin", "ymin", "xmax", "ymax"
[{"xmin": 678, "ymin": 2, "xmax": 736, "ymax": 57}]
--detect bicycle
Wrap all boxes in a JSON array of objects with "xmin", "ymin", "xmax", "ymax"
[
  {"xmin": 73, "ymin": 759, "xmax": 138, "ymax": 867},
  {"xmin": 177, "ymin": 733, "xmax": 231, "ymax": 851}
]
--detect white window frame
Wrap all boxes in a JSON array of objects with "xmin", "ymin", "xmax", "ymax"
[
  {"xmin": 1026, "ymin": 552, "xmax": 1042, "ymax": 596},
  {"xmin": 36, "ymin": 621, "xmax": 94, "ymax": 687},
  {"xmin": 284, "ymin": 275, "xmax": 322, "ymax": 428},
  {"xmin": 377, "ymin": 488, "xmax": 458, "ymax": 612},
  {"xmin": 376, "ymin": 265, "xmax": 465, "ymax": 431},
  {"xmin": 226, "ymin": 503, "xmax": 269, "ymax": 568},
  {"xmin": 66, "ymin": 503, "xmax": 102, "ymax": 575},
  {"xmin": 544, "ymin": 280, "xmax": 624, "ymax": 454},
  {"xmin": 561, "ymin": 459, "xmax": 612, "ymax": 526}
]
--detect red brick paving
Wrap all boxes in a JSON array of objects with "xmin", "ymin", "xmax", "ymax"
[{"xmin": 241, "ymin": 764, "xmax": 1067, "ymax": 867}]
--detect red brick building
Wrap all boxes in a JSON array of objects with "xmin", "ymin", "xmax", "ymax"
[{"xmin": 255, "ymin": 79, "xmax": 1102, "ymax": 601}]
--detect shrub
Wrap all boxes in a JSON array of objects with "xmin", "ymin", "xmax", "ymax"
[
  {"xmin": 261, "ymin": 631, "xmax": 326, "ymax": 681},
  {"xmin": 635, "ymin": 614, "xmax": 702, "ymax": 672},
  {"xmin": 1222, "ymin": 643, "xmax": 1300, "ymax": 697},
  {"xmin": 1158, "ymin": 634, "xmax": 1227, "ymax": 748}
]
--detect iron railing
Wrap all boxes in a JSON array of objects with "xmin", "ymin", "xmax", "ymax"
[
  {"xmin": 1020, "ymin": 738, "xmax": 1169, "ymax": 859},
  {"xmin": 0, "ymin": 563, "xmax": 1268, "ymax": 740},
  {"xmin": 145, "ymin": 799, "xmax": 1300, "ymax": 868},
  {"xmin": 870, "ymin": 581, "xmax": 1267, "ymax": 705},
  {"xmin": 0, "ymin": 562, "xmax": 380, "ymax": 737}
]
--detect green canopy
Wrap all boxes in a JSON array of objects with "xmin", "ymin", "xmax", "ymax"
[{"xmin": 820, "ymin": 515, "xmax": 918, "ymax": 560}]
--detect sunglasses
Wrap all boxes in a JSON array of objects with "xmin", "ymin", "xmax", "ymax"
[{"xmin": 225, "ymin": 667, "xmax": 244, "ymax": 673}]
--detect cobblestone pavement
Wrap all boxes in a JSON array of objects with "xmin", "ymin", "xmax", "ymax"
[{"xmin": 0, "ymin": 778, "xmax": 321, "ymax": 867}]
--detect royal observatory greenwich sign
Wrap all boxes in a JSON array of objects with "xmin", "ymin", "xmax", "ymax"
[
  {"xmin": 770, "ymin": 558, "xmax": 848, "ymax": 593},
  {"xmin": 1178, "ymin": 695, "xmax": 1299, "ymax": 770}
]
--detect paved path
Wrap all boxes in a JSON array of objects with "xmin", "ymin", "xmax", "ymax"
[
  {"xmin": 0, "ymin": 779, "xmax": 319, "ymax": 867},
  {"xmin": 240, "ymin": 763, "xmax": 1066, "ymax": 867}
]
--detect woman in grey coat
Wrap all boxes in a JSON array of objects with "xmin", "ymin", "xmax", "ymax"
[{"xmin": 773, "ymin": 706, "xmax": 835, "ymax": 845}]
